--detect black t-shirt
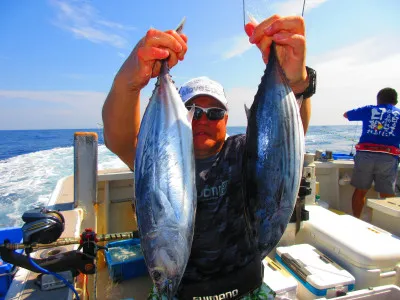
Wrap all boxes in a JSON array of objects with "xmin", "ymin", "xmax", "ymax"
[{"xmin": 182, "ymin": 134, "xmax": 258, "ymax": 283}]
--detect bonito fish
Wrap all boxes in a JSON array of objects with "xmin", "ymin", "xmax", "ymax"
[
  {"xmin": 243, "ymin": 42, "xmax": 305, "ymax": 259},
  {"xmin": 134, "ymin": 19, "xmax": 196, "ymax": 298}
]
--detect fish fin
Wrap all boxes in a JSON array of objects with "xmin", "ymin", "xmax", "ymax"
[
  {"xmin": 244, "ymin": 104, "xmax": 250, "ymax": 120},
  {"xmin": 187, "ymin": 105, "xmax": 195, "ymax": 123}
]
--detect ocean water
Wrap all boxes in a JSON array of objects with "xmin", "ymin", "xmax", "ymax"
[{"xmin": 0, "ymin": 125, "xmax": 361, "ymax": 228}]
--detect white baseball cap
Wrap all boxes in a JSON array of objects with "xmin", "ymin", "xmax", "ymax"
[{"xmin": 178, "ymin": 76, "xmax": 228, "ymax": 110}]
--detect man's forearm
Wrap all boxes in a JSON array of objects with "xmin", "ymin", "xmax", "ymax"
[
  {"xmin": 300, "ymin": 97, "xmax": 311, "ymax": 134},
  {"xmin": 102, "ymin": 81, "xmax": 141, "ymax": 169}
]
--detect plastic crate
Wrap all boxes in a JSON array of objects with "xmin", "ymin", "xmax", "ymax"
[
  {"xmin": 0, "ymin": 227, "xmax": 23, "ymax": 299},
  {"xmin": 105, "ymin": 238, "xmax": 148, "ymax": 282}
]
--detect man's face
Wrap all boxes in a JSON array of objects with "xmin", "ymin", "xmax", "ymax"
[{"xmin": 186, "ymin": 96, "xmax": 228, "ymax": 159}]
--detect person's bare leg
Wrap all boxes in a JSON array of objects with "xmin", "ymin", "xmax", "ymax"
[{"xmin": 352, "ymin": 188, "xmax": 368, "ymax": 218}]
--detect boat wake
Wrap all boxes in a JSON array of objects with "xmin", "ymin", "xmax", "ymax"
[{"xmin": 0, "ymin": 145, "xmax": 126, "ymax": 227}]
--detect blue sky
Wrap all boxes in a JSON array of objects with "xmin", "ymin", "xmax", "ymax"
[{"xmin": 0, "ymin": 0, "xmax": 399, "ymax": 129}]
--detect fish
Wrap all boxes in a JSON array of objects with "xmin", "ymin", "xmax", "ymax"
[
  {"xmin": 134, "ymin": 18, "xmax": 196, "ymax": 298},
  {"xmin": 243, "ymin": 42, "xmax": 305, "ymax": 259}
]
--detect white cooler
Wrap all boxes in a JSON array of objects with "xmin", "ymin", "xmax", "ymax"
[
  {"xmin": 276, "ymin": 244, "xmax": 355, "ymax": 299},
  {"xmin": 262, "ymin": 257, "xmax": 298, "ymax": 300},
  {"xmin": 299, "ymin": 207, "xmax": 400, "ymax": 289},
  {"xmin": 367, "ymin": 197, "xmax": 400, "ymax": 237}
]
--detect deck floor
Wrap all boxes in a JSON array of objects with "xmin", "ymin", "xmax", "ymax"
[{"xmin": 95, "ymin": 268, "xmax": 152, "ymax": 300}]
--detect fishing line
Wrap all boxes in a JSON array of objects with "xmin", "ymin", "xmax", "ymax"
[
  {"xmin": 302, "ymin": 0, "xmax": 306, "ymax": 17},
  {"xmin": 242, "ymin": 0, "xmax": 246, "ymax": 28},
  {"xmin": 96, "ymin": 123, "xmax": 103, "ymax": 139},
  {"xmin": 242, "ymin": 0, "xmax": 307, "ymax": 26},
  {"xmin": 349, "ymin": 122, "xmax": 361, "ymax": 155}
]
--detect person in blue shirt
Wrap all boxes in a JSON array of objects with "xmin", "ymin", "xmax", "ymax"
[{"xmin": 344, "ymin": 88, "xmax": 400, "ymax": 218}]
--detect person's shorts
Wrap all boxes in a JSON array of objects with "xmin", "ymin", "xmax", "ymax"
[
  {"xmin": 351, "ymin": 151, "xmax": 399, "ymax": 194},
  {"xmin": 147, "ymin": 282, "xmax": 275, "ymax": 299}
]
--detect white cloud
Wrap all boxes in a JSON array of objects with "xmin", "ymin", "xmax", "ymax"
[
  {"xmin": 221, "ymin": 36, "xmax": 254, "ymax": 60},
  {"xmin": 309, "ymin": 36, "xmax": 400, "ymax": 125},
  {"xmin": 0, "ymin": 90, "xmax": 106, "ymax": 129},
  {"xmin": 273, "ymin": 0, "xmax": 328, "ymax": 16},
  {"xmin": 0, "ymin": 90, "xmax": 105, "ymax": 104},
  {"xmin": 221, "ymin": 0, "xmax": 327, "ymax": 61},
  {"xmin": 303, "ymin": 0, "xmax": 329, "ymax": 13},
  {"xmin": 67, "ymin": 26, "xmax": 127, "ymax": 48},
  {"xmin": 50, "ymin": 0, "xmax": 135, "ymax": 48},
  {"xmin": 117, "ymin": 52, "xmax": 127, "ymax": 59},
  {"xmin": 5, "ymin": 33, "xmax": 397, "ymax": 130},
  {"xmin": 96, "ymin": 20, "xmax": 136, "ymax": 31},
  {"xmin": 216, "ymin": 34, "xmax": 400, "ymax": 127},
  {"xmin": 225, "ymin": 87, "xmax": 257, "ymax": 126},
  {"xmin": 244, "ymin": 0, "xmax": 327, "ymax": 21}
]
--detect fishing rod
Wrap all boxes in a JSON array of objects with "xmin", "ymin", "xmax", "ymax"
[
  {"xmin": 349, "ymin": 122, "xmax": 361, "ymax": 155},
  {"xmin": 0, "ymin": 231, "xmax": 138, "ymax": 251},
  {"xmin": 0, "ymin": 207, "xmax": 139, "ymax": 298}
]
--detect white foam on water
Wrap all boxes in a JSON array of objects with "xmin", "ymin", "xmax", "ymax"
[
  {"xmin": 98, "ymin": 145, "xmax": 128, "ymax": 170},
  {"xmin": 0, "ymin": 145, "xmax": 125, "ymax": 227},
  {"xmin": 0, "ymin": 126, "xmax": 359, "ymax": 228}
]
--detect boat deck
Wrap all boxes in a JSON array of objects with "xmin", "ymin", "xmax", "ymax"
[{"xmin": 5, "ymin": 164, "xmax": 400, "ymax": 299}]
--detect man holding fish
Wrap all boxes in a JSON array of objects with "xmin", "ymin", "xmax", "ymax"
[{"xmin": 103, "ymin": 14, "xmax": 315, "ymax": 300}]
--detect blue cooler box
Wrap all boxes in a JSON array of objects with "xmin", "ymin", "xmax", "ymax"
[
  {"xmin": 0, "ymin": 227, "xmax": 23, "ymax": 299},
  {"xmin": 105, "ymin": 238, "xmax": 148, "ymax": 282},
  {"xmin": 333, "ymin": 153, "xmax": 354, "ymax": 160}
]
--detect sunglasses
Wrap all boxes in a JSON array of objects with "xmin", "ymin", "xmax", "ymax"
[{"xmin": 185, "ymin": 105, "xmax": 227, "ymax": 121}]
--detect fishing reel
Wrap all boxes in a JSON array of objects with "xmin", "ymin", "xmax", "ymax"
[
  {"xmin": 21, "ymin": 207, "xmax": 65, "ymax": 248},
  {"xmin": 0, "ymin": 208, "xmax": 139, "ymax": 294},
  {"xmin": 290, "ymin": 177, "xmax": 312, "ymax": 232},
  {"xmin": 0, "ymin": 208, "xmax": 104, "ymax": 278},
  {"xmin": 0, "ymin": 207, "xmax": 138, "ymax": 278}
]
